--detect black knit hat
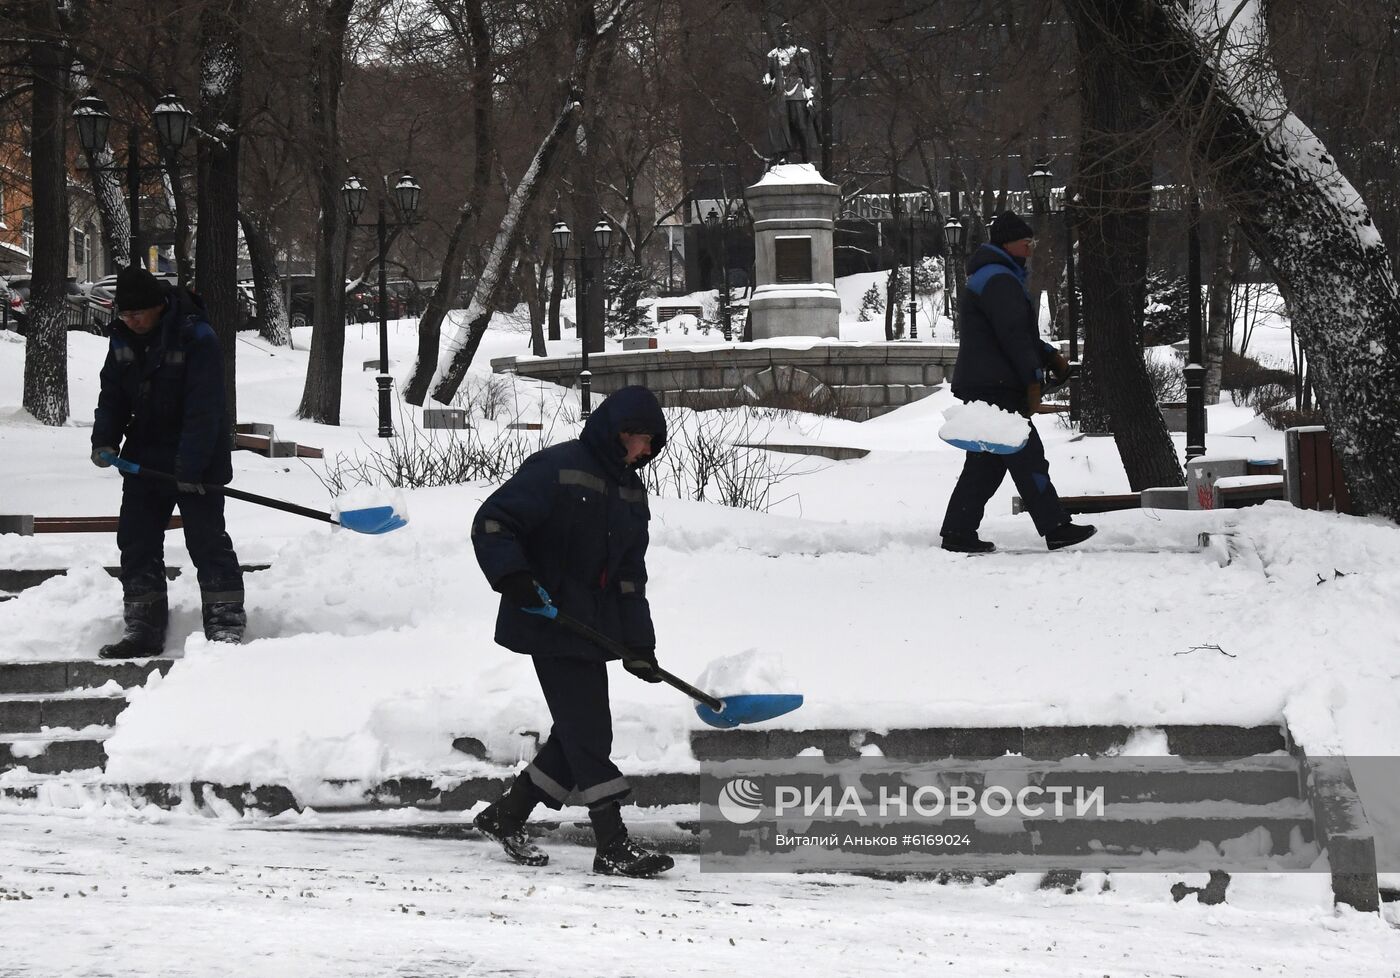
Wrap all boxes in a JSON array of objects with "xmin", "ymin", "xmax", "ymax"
[
  {"xmin": 115, "ymin": 266, "xmax": 167, "ymax": 312},
  {"xmin": 989, "ymin": 211, "xmax": 1036, "ymax": 246}
]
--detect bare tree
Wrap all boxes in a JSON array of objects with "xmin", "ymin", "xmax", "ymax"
[
  {"xmin": 195, "ymin": 0, "xmax": 245, "ymax": 428},
  {"xmin": 1066, "ymin": 1, "xmax": 1183, "ymax": 490},
  {"xmin": 20, "ymin": 2, "xmax": 71, "ymax": 425},
  {"xmin": 429, "ymin": 0, "xmax": 639, "ymax": 403},
  {"xmin": 1063, "ymin": 0, "xmax": 1400, "ymax": 518},
  {"xmin": 295, "ymin": 0, "xmax": 356, "ymax": 424}
]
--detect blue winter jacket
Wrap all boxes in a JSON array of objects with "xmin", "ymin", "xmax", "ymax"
[
  {"xmin": 472, "ymin": 386, "xmax": 668, "ymax": 661},
  {"xmin": 92, "ymin": 287, "xmax": 233, "ymax": 485},
  {"xmin": 951, "ymin": 243, "xmax": 1061, "ymax": 413}
]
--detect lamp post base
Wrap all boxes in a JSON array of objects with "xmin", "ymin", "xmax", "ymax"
[
  {"xmin": 579, "ymin": 369, "xmax": 593, "ymax": 421},
  {"xmin": 376, "ymin": 374, "xmax": 394, "ymax": 438}
]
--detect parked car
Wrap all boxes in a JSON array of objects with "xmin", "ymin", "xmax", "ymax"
[
  {"xmin": 235, "ymin": 281, "xmax": 260, "ymax": 331},
  {"xmin": 387, "ymin": 279, "xmax": 427, "ymax": 317},
  {"xmin": 4, "ymin": 276, "xmax": 100, "ymax": 334},
  {"xmin": 285, "ymin": 274, "xmax": 364, "ymax": 329}
]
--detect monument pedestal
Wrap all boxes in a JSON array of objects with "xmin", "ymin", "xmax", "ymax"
[{"xmin": 745, "ymin": 163, "xmax": 840, "ymax": 339}]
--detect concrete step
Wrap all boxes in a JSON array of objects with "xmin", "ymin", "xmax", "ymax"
[
  {"xmin": 0, "ymin": 658, "xmax": 173, "ymax": 694},
  {"xmin": 690, "ymin": 724, "xmax": 1290, "ymax": 761},
  {"xmin": 0, "ymin": 693, "xmax": 128, "ymax": 734},
  {"xmin": 0, "ymin": 732, "xmax": 109, "ymax": 774},
  {"xmin": 703, "ymin": 756, "xmax": 1303, "ymax": 807}
]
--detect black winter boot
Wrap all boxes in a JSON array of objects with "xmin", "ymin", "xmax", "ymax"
[
  {"xmin": 1045, "ymin": 521, "xmax": 1097, "ymax": 551},
  {"xmin": 474, "ymin": 776, "xmax": 549, "ymax": 866},
  {"xmin": 100, "ymin": 596, "xmax": 167, "ymax": 659},
  {"xmin": 941, "ymin": 534, "xmax": 995, "ymax": 554},
  {"xmin": 590, "ymin": 802, "xmax": 673, "ymax": 878},
  {"xmin": 202, "ymin": 594, "xmax": 246, "ymax": 644}
]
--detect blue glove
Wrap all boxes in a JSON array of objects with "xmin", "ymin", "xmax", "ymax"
[{"xmin": 499, "ymin": 572, "xmax": 553, "ymax": 615}]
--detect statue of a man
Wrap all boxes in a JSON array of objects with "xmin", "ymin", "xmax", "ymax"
[{"xmin": 762, "ymin": 22, "xmax": 822, "ymax": 167}]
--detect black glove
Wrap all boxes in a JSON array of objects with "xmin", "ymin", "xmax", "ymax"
[
  {"xmin": 498, "ymin": 571, "xmax": 547, "ymax": 610},
  {"xmin": 176, "ymin": 481, "xmax": 205, "ymax": 495},
  {"xmin": 91, "ymin": 446, "xmax": 117, "ymax": 468},
  {"xmin": 622, "ymin": 648, "xmax": 663, "ymax": 683}
]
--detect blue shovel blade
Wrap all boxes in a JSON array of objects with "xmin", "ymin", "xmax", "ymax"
[
  {"xmin": 337, "ymin": 506, "xmax": 408, "ymax": 534},
  {"xmin": 942, "ymin": 435, "xmax": 1027, "ymax": 455},
  {"xmin": 695, "ymin": 693, "xmax": 804, "ymax": 729}
]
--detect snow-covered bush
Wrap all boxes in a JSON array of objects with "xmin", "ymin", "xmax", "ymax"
[
  {"xmin": 318, "ymin": 396, "xmax": 805, "ymax": 512},
  {"xmin": 641, "ymin": 408, "xmax": 810, "ymax": 511}
]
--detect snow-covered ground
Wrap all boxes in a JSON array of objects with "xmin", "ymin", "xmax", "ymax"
[
  {"xmin": 0, "ymin": 281, "xmax": 1396, "ymax": 970},
  {"xmin": 0, "ymin": 811, "xmax": 1394, "ymax": 977}
]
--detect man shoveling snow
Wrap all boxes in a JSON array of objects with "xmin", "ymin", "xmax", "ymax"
[{"xmin": 470, "ymin": 386, "xmax": 675, "ymax": 879}]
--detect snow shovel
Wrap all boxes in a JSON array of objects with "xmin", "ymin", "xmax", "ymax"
[
  {"xmin": 524, "ymin": 597, "xmax": 803, "ymax": 729},
  {"xmin": 99, "ymin": 452, "xmax": 408, "ymax": 535}
]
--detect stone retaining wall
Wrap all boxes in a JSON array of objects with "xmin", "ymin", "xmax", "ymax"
[{"xmin": 491, "ymin": 343, "xmax": 962, "ymax": 420}]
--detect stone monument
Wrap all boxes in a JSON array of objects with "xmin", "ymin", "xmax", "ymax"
[
  {"xmin": 746, "ymin": 23, "xmax": 839, "ymax": 339},
  {"xmin": 745, "ymin": 163, "xmax": 841, "ymax": 339}
]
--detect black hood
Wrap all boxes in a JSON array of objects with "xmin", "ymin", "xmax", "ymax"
[{"xmin": 580, "ymin": 385, "xmax": 668, "ymax": 474}]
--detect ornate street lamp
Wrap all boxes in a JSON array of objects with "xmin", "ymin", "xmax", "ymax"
[
  {"xmin": 552, "ymin": 220, "xmax": 614, "ymax": 420},
  {"xmin": 343, "ymin": 171, "xmax": 422, "ymax": 438},
  {"xmin": 72, "ymin": 93, "xmax": 112, "ymax": 155},
  {"xmin": 1026, "ymin": 161, "xmax": 1080, "ymax": 421},
  {"xmin": 152, "ymin": 93, "xmax": 192, "ymax": 152},
  {"xmin": 73, "ymin": 91, "xmax": 193, "ymax": 269},
  {"xmin": 942, "ymin": 215, "xmax": 964, "ymax": 329},
  {"xmin": 907, "ymin": 200, "xmax": 932, "ymax": 340}
]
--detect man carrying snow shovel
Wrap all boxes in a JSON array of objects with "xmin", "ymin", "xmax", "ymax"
[
  {"xmin": 90, "ymin": 266, "xmax": 246, "ymax": 657},
  {"xmin": 940, "ymin": 212, "xmax": 1096, "ymax": 553},
  {"xmin": 470, "ymin": 385, "xmax": 674, "ymax": 878}
]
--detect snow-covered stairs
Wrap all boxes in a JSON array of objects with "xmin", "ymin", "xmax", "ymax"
[
  {"xmin": 0, "ymin": 659, "xmax": 171, "ymax": 775},
  {"xmin": 690, "ymin": 723, "xmax": 1378, "ymax": 912}
]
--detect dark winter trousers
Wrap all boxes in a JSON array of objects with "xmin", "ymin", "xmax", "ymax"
[
  {"xmin": 941, "ymin": 423, "xmax": 1067, "ymax": 538},
  {"xmin": 523, "ymin": 656, "xmax": 630, "ymax": 809},
  {"xmin": 117, "ymin": 479, "xmax": 244, "ymax": 636}
]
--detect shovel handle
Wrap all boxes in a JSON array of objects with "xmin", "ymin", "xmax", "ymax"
[
  {"xmin": 104, "ymin": 453, "xmax": 339, "ymax": 525},
  {"xmin": 547, "ymin": 608, "xmax": 724, "ymax": 712}
]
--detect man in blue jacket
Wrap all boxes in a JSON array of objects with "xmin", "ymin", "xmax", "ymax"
[
  {"xmin": 90, "ymin": 266, "xmax": 245, "ymax": 657},
  {"xmin": 941, "ymin": 212, "xmax": 1096, "ymax": 553},
  {"xmin": 471, "ymin": 385, "xmax": 674, "ymax": 878}
]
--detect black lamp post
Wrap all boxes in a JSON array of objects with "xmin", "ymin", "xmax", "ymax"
[
  {"xmin": 1184, "ymin": 192, "xmax": 1206, "ymax": 461},
  {"xmin": 942, "ymin": 215, "xmax": 964, "ymax": 331},
  {"xmin": 552, "ymin": 219, "xmax": 613, "ymax": 420},
  {"xmin": 342, "ymin": 171, "xmax": 422, "ymax": 438},
  {"xmin": 907, "ymin": 201, "xmax": 931, "ymax": 340},
  {"xmin": 73, "ymin": 91, "xmax": 192, "ymax": 269},
  {"xmin": 1028, "ymin": 161, "xmax": 1080, "ymax": 421}
]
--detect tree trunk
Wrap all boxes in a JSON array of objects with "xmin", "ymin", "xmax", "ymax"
[
  {"xmin": 403, "ymin": 0, "xmax": 493, "ymax": 405},
  {"xmin": 1068, "ymin": 0, "xmax": 1184, "ymax": 489},
  {"xmin": 1066, "ymin": 0, "xmax": 1400, "ymax": 518},
  {"xmin": 1204, "ymin": 219, "xmax": 1234, "ymax": 404},
  {"xmin": 238, "ymin": 212, "xmax": 290, "ymax": 346},
  {"xmin": 430, "ymin": 95, "xmax": 581, "ymax": 401},
  {"xmin": 518, "ymin": 257, "xmax": 547, "ymax": 357},
  {"xmin": 548, "ymin": 245, "xmax": 564, "ymax": 341},
  {"xmin": 23, "ymin": 32, "xmax": 69, "ymax": 426},
  {"xmin": 82, "ymin": 144, "xmax": 129, "ymax": 275},
  {"xmin": 403, "ymin": 202, "xmax": 475, "ymax": 405},
  {"xmin": 196, "ymin": 0, "xmax": 245, "ymax": 429},
  {"xmin": 296, "ymin": 0, "xmax": 355, "ymax": 424},
  {"xmin": 163, "ymin": 147, "xmax": 194, "ymax": 285}
]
